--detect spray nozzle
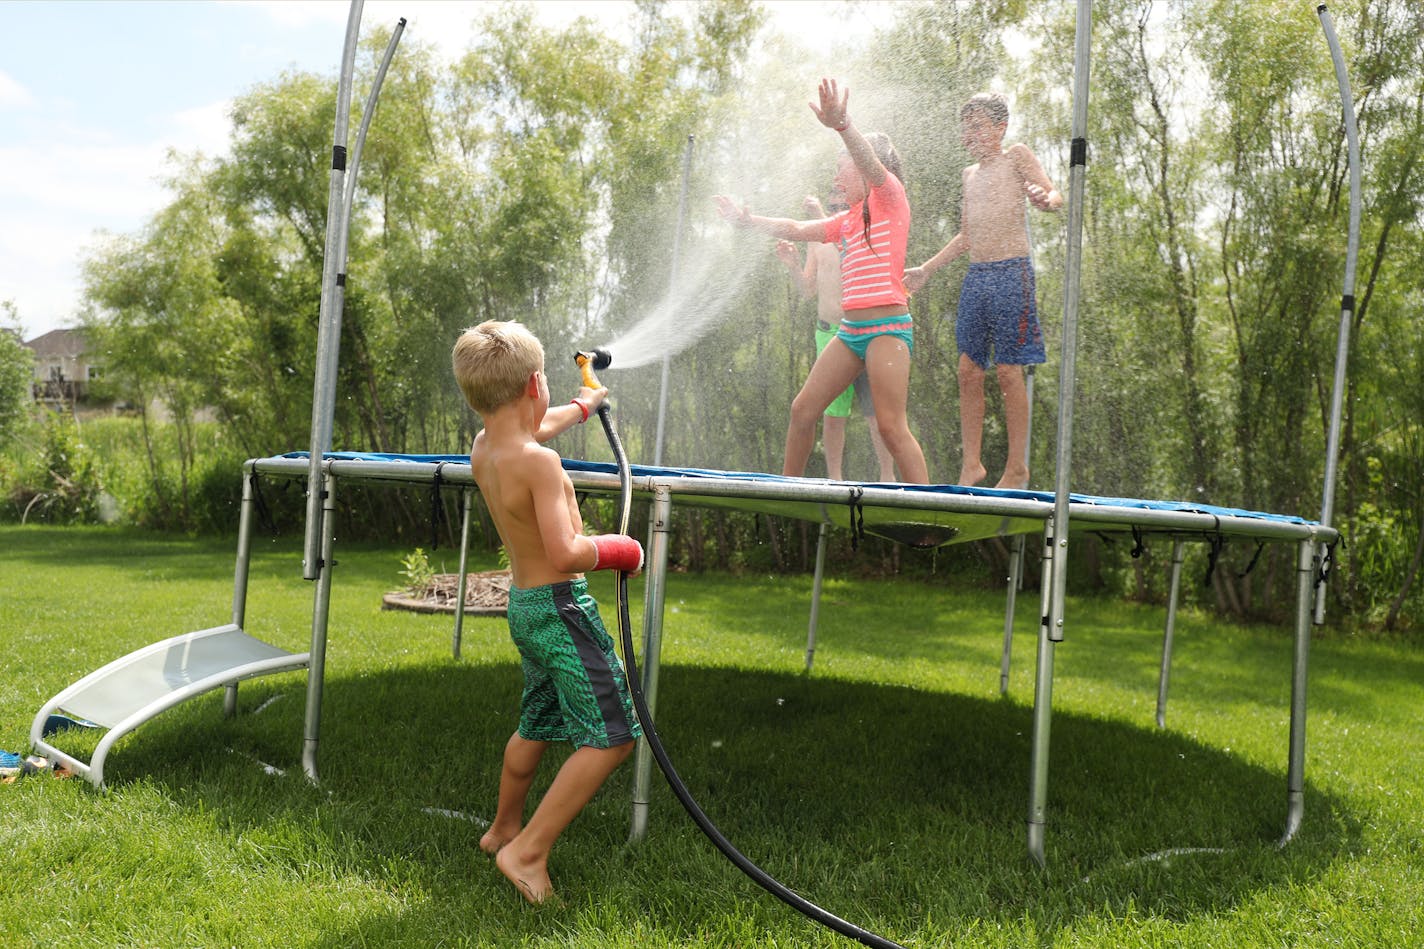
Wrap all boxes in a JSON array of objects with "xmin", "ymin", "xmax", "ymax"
[{"xmin": 573, "ymin": 348, "xmax": 612, "ymax": 389}]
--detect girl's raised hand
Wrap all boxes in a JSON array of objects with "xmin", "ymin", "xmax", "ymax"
[
  {"xmin": 713, "ymin": 194, "xmax": 750, "ymax": 225},
  {"xmin": 810, "ymin": 78, "xmax": 849, "ymax": 131}
]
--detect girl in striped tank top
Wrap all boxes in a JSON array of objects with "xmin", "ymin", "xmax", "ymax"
[{"xmin": 716, "ymin": 78, "xmax": 930, "ymax": 484}]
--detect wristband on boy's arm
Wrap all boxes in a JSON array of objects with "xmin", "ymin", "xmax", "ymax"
[
  {"xmin": 570, "ymin": 398, "xmax": 590, "ymax": 423},
  {"xmin": 590, "ymin": 533, "xmax": 643, "ymax": 573}
]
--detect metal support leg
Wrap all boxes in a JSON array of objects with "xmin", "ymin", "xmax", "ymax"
[
  {"xmin": 1027, "ymin": 518, "xmax": 1059, "ymax": 867},
  {"xmin": 1000, "ymin": 532, "xmax": 1027, "ymax": 694},
  {"xmin": 631, "ymin": 485, "xmax": 673, "ymax": 840},
  {"xmin": 1280, "ymin": 539, "xmax": 1314, "ymax": 846},
  {"xmin": 1155, "ymin": 540, "xmax": 1186, "ymax": 728},
  {"xmin": 302, "ymin": 467, "xmax": 339, "ymax": 783},
  {"xmin": 805, "ymin": 521, "xmax": 829, "ymax": 672},
  {"xmin": 452, "ymin": 488, "xmax": 473, "ymax": 660},
  {"xmin": 225, "ymin": 469, "xmax": 259, "ymax": 718}
]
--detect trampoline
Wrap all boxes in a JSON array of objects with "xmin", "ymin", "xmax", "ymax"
[{"xmin": 242, "ymin": 450, "xmax": 1334, "ymax": 865}]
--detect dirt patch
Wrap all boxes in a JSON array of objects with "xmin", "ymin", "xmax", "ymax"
[{"xmin": 382, "ymin": 570, "xmax": 511, "ymax": 616}]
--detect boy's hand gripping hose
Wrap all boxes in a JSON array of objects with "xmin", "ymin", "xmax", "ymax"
[{"xmin": 573, "ymin": 351, "xmax": 908, "ymax": 949}]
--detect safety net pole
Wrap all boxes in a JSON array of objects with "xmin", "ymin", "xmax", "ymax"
[
  {"xmin": 1028, "ymin": 0, "xmax": 1092, "ymax": 869},
  {"xmin": 303, "ymin": 0, "xmax": 364, "ymax": 581},
  {"xmin": 1314, "ymin": 4, "xmax": 1360, "ymax": 624}
]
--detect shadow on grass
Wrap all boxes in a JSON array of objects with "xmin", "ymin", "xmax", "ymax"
[{"xmin": 78, "ymin": 657, "xmax": 1363, "ymax": 946}]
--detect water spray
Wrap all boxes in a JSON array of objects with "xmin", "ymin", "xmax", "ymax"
[{"xmin": 581, "ymin": 345, "xmax": 907, "ymax": 949}]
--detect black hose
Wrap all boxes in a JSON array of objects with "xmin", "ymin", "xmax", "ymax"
[{"xmin": 594, "ymin": 404, "xmax": 908, "ymax": 949}]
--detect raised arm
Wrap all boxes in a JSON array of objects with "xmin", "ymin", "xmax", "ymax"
[
  {"xmin": 714, "ymin": 195, "xmax": 829, "ymax": 242},
  {"xmin": 810, "ymin": 78, "xmax": 885, "ymax": 188},
  {"xmin": 534, "ymin": 385, "xmax": 607, "ymax": 443},
  {"xmin": 1009, "ymin": 143, "xmax": 1063, "ymax": 212}
]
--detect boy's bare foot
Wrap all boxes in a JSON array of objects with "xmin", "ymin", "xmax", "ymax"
[
  {"xmin": 480, "ymin": 823, "xmax": 520, "ymax": 855},
  {"xmin": 496, "ymin": 844, "xmax": 554, "ymax": 904},
  {"xmin": 959, "ymin": 461, "xmax": 987, "ymax": 487},
  {"xmin": 995, "ymin": 467, "xmax": 1029, "ymax": 490}
]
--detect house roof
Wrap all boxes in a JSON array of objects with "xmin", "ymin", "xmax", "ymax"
[{"xmin": 23, "ymin": 328, "xmax": 88, "ymax": 358}]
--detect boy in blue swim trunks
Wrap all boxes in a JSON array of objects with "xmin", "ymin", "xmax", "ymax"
[
  {"xmin": 452, "ymin": 320, "xmax": 644, "ymax": 905},
  {"xmin": 905, "ymin": 92, "xmax": 1062, "ymax": 489}
]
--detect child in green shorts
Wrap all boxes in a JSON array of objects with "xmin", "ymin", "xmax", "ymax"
[{"xmin": 452, "ymin": 320, "xmax": 644, "ymax": 904}]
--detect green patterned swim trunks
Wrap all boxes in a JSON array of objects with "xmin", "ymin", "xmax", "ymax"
[{"xmin": 506, "ymin": 578, "xmax": 642, "ymax": 749}]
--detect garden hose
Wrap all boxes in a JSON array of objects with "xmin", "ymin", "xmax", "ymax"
[{"xmin": 574, "ymin": 350, "xmax": 907, "ymax": 949}]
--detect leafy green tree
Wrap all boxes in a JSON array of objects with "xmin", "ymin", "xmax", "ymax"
[{"xmin": 0, "ymin": 301, "xmax": 34, "ymax": 451}]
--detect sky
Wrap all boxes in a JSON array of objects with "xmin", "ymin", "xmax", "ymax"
[{"xmin": 2, "ymin": 0, "xmax": 858, "ymax": 343}]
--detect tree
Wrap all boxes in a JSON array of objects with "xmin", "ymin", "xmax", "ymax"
[{"xmin": 0, "ymin": 301, "xmax": 34, "ymax": 451}]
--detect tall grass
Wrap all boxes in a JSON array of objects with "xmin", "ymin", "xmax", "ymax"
[{"xmin": 1, "ymin": 525, "xmax": 1420, "ymax": 947}]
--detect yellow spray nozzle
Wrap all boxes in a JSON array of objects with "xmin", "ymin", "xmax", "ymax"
[{"xmin": 573, "ymin": 348, "xmax": 612, "ymax": 390}]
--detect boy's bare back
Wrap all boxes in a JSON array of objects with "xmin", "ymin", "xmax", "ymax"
[{"xmin": 471, "ymin": 425, "xmax": 586, "ymax": 590}]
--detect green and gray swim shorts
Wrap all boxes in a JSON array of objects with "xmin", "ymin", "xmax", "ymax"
[{"xmin": 506, "ymin": 578, "xmax": 642, "ymax": 749}]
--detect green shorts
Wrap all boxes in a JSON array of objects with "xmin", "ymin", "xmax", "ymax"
[
  {"xmin": 815, "ymin": 323, "xmax": 875, "ymax": 419},
  {"xmin": 506, "ymin": 578, "xmax": 641, "ymax": 749}
]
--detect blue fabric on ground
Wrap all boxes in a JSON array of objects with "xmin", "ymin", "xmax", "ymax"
[{"xmin": 43, "ymin": 714, "xmax": 98, "ymax": 737}]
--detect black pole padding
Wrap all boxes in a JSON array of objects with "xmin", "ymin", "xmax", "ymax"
[
  {"xmin": 332, "ymin": 144, "xmax": 347, "ymax": 171},
  {"xmin": 1340, "ymin": 294, "xmax": 1354, "ymax": 312},
  {"xmin": 1071, "ymin": 136, "xmax": 1088, "ymax": 166}
]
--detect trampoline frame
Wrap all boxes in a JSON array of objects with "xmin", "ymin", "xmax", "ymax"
[{"xmin": 249, "ymin": 452, "xmax": 1335, "ymax": 866}]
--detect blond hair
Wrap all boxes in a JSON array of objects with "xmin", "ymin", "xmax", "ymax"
[{"xmin": 451, "ymin": 320, "xmax": 544, "ymax": 414}]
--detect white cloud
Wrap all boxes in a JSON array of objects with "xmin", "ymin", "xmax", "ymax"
[
  {"xmin": 169, "ymin": 99, "xmax": 237, "ymax": 158},
  {"xmin": 0, "ymin": 69, "xmax": 35, "ymax": 109}
]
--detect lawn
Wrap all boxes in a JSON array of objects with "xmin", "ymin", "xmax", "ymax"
[{"xmin": 1, "ymin": 524, "xmax": 1420, "ymax": 947}]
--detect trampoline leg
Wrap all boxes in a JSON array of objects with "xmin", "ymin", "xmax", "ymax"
[
  {"xmin": 1027, "ymin": 520, "xmax": 1059, "ymax": 869},
  {"xmin": 302, "ymin": 468, "xmax": 338, "ymax": 784},
  {"xmin": 452, "ymin": 489, "xmax": 473, "ymax": 660},
  {"xmin": 1155, "ymin": 540, "xmax": 1186, "ymax": 728},
  {"xmin": 228, "ymin": 469, "xmax": 258, "ymax": 719},
  {"xmin": 631, "ymin": 485, "xmax": 672, "ymax": 841},
  {"xmin": 806, "ymin": 522, "xmax": 829, "ymax": 672},
  {"xmin": 1000, "ymin": 532, "xmax": 1026, "ymax": 695},
  {"xmin": 1281, "ymin": 538, "xmax": 1314, "ymax": 846}
]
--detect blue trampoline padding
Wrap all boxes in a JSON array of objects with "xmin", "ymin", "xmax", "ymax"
[{"xmin": 279, "ymin": 451, "xmax": 1316, "ymax": 528}]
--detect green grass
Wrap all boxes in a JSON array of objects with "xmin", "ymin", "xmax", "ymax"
[{"xmin": 1, "ymin": 525, "xmax": 1420, "ymax": 947}]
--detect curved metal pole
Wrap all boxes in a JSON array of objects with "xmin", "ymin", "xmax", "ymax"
[
  {"xmin": 342, "ymin": 18, "xmax": 406, "ymax": 228},
  {"xmin": 1314, "ymin": 4, "xmax": 1360, "ymax": 624},
  {"xmin": 303, "ymin": 0, "xmax": 364, "ymax": 580},
  {"xmin": 326, "ymin": 14, "xmax": 406, "ymax": 355}
]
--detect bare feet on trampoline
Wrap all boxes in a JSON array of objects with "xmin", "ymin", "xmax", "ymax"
[
  {"xmin": 480, "ymin": 823, "xmax": 519, "ymax": 855},
  {"xmin": 496, "ymin": 844, "xmax": 554, "ymax": 904},
  {"xmin": 995, "ymin": 466, "xmax": 1029, "ymax": 490},
  {"xmin": 959, "ymin": 461, "xmax": 988, "ymax": 487}
]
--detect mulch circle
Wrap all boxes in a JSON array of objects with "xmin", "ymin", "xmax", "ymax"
[{"xmin": 382, "ymin": 569, "xmax": 511, "ymax": 616}]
